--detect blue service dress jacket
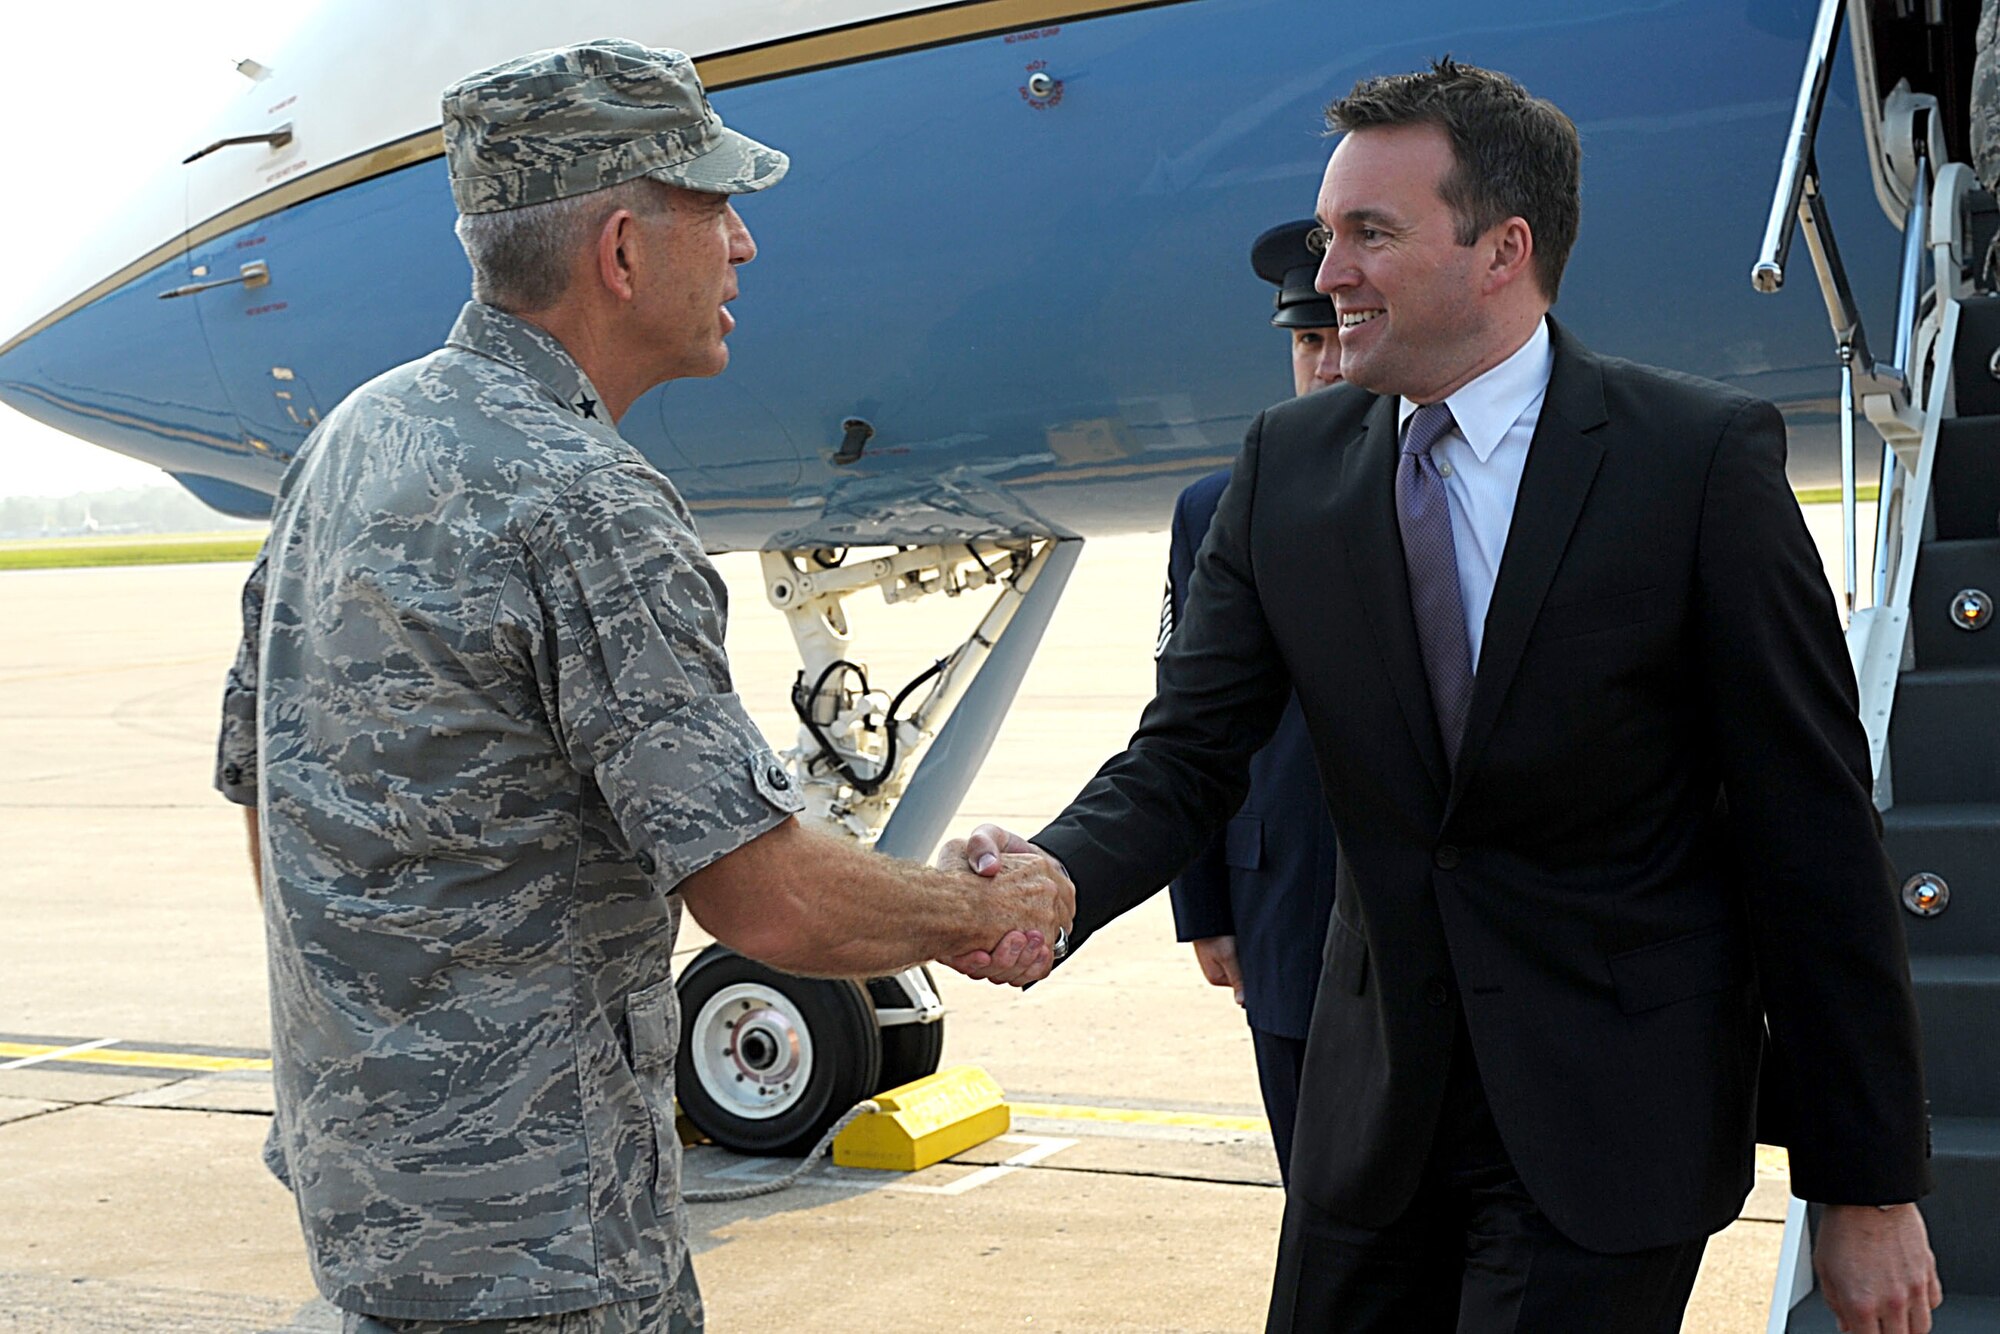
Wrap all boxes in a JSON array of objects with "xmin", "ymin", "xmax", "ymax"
[{"xmin": 1163, "ymin": 469, "xmax": 1338, "ymax": 1041}]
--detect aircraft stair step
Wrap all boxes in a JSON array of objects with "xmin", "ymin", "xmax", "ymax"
[
  {"xmin": 1924, "ymin": 1117, "xmax": 2000, "ymax": 1298},
  {"xmin": 1933, "ymin": 417, "xmax": 2000, "ymax": 543},
  {"xmin": 1912, "ymin": 539, "xmax": 2000, "ymax": 667},
  {"xmin": 1884, "ymin": 803, "xmax": 2000, "ymax": 957},
  {"xmin": 1784, "ymin": 1293, "xmax": 2000, "ymax": 1332},
  {"xmin": 1908, "ymin": 956, "xmax": 2000, "ymax": 1118},
  {"xmin": 1962, "ymin": 190, "xmax": 2000, "ymax": 314},
  {"xmin": 1886, "ymin": 668, "xmax": 2000, "ymax": 804},
  {"xmin": 1951, "ymin": 291, "xmax": 2000, "ymax": 416}
]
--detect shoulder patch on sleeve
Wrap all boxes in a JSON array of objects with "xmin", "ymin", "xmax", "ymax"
[{"xmin": 750, "ymin": 754, "xmax": 806, "ymax": 814}]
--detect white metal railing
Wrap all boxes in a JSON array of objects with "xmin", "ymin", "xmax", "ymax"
[
  {"xmin": 1752, "ymin": 0, "xmax": 1860, "ymax": 298},
  {"xmin": 1754, "ymin": 19, "xmax": 1934, "ymax": 619},
  {"xmin": 1848, "ymin": 160, "xmax": 1976, "ymax": 795}
]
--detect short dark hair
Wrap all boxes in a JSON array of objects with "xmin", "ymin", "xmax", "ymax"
[{"xmin": 1325, "ymin": 58, "xmax": 1580, "ymax": 300}]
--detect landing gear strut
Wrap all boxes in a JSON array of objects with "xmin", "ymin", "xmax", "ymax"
[{"xmin": 674, "ymin": 537, "xmax": 1080, "ymax": 1155}]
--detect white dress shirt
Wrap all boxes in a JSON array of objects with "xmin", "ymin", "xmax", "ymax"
[{"xmin": 1396, "ymin": 318, "xmax": 1555, "ymax": 670}]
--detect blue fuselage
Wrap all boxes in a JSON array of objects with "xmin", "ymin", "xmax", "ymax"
[{"xmin": 0, "ymin": 0, "xmax": 1895, "ymax": 547}]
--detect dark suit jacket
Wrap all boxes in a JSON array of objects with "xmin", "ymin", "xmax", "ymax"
[
  {"xmin": 1164, "ymin": 470, "xmax": 1337, "ymax": 1040},
  {"xmin": 1036, "ymin": 320, "xmax": 1929, "ymax": 1252}
]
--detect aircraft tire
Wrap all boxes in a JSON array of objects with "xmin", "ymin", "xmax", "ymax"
[
  {"xmin": 675, "ymin": 945, "xmax": 883, "ymax": 1157},
  {"xmin": 869, "ymin": 967, "xmax": 946, "ymax": 1092}
]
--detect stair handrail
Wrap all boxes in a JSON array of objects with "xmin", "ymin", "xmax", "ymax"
[
  {"xmin": 1751, "ymin": 0, "xmax": 1945, "ymax": 630},
  {"xmin": 1751, "ymin": 0, "xmax": 1853, "ymax": 299}
]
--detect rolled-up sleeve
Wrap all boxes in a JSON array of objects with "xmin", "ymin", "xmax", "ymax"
[
  {"xmin": 521, "ymin": 462, "xmax": 803, "ymax": 885},
  {"xmin": 214, "ymin": 546, "xmax": 267, "ymax": 807}
]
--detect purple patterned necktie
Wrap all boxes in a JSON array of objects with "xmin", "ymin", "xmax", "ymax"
[{"xmin": 1397, "ymin": 401, "xmax": 1474, "ymax": 765}]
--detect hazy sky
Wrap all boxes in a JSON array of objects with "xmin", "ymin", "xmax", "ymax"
[{"xmin": 0, "ymin": 3, "xmax": 312, "ymax": 499}]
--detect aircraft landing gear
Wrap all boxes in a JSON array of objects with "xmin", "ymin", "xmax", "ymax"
[
  {"xmin": 674, "ymin": 537, "xmax": 1080, "ymax": 1155},
  {"xmin": 869, "ymin": 965, "xmax": 947, "ymax": 1092},
  {"xmin": 675, "ymin": 944, "xmax": 881, "ymax": 1157}
]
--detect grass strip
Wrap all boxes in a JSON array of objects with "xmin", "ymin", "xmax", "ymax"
[
  {"xmin": 1794, "ymin": 485, "xmax": 1882, "ymax": 505},
  {"xmin": 0, "ymin": 535, "xmax": 264, "ymax": 571},
  {"xmin": 0, "ymin": 483, "xmax": 1869, "ymax": 571}
]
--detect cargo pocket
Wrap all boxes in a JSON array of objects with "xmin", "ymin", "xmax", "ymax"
[{"xmin": 626, "ymin": 977, "xmax": 683, "ymax": 1211}]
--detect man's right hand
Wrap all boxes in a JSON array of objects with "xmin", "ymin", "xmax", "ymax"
[
  {"xmin": 1192, "ymin": 935, "xmax": 1244, "ymax": 1007},
  {"xmin": 936, "ymin": 825, "xmax": 1073, "ymax": 986},
  {"xmin": 952, "ymin": 822, "xmax": 1045, "ymax": 876}
]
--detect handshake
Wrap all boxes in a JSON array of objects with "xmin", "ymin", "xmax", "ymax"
[{"xmin": 932, "ymin": 822, "xmax": 1076, "ymax": 988}]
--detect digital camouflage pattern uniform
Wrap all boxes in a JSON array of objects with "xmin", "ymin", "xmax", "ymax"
[
  {"xmin": 1979, "ymin": 2, "xmax": 2000, "ymax": 186},
  {"xmin": 216, "ymin": 39, "xmax": 792, "ymax": 1331},
  {"xmin": 440, "ymin": 41, "xmax": 787, "ymax": 215}
]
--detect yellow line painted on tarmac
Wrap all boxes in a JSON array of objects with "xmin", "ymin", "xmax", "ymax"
[
  {"xmin": 0, "ymin": 1039, "xmax": 1795, "ymax": 1176},
  {"xmin": 0, "ymin": 1037, "xmax": 119, "ymax": 1072},
  {"xmin": 1011, "ymin": 1101, "xmax": 1270, "ymax": 1134},
  {"xmin": 0, "ymin": 1042, "xmax": 271, "ymax": 1075},
  {"xmin": 2, "ymin": 1039, "xmax": 1260, "ymax": 1130}
]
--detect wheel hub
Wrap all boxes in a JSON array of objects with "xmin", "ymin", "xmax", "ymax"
[
  {"xmin": 691, "ymin": 983, "xmax": 815, "ymax": 1120},
  {"xmin": 729, "ymin": 1004, "xmax": 801, "ymax": 1080}
]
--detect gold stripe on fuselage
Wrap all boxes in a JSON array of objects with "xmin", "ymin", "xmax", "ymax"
[{"xmin": 0, "ymin": 0, "xmax": 1191, "ymax": 361}]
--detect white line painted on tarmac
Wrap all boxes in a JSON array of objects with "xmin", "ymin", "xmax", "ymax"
[
  {"xmin": 0, "ymin": 1037, "xmax": 119, "ymax": 1072},
  {"xmin": 1011, "ymin": 1101, "xmax": 1268, "ymax": 1134},
  {"xmin": 887, "ymin": 1135, "xmax": 1077, "ymax": 1196},
  {"xmin": 688, "ymin": 1135, "xmax": 1079, "ymax": 1196}
]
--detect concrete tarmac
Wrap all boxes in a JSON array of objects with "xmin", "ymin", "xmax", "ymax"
[{"xmin": 0, "ymin": 538, "xmax": 1801, "ymax": 1332}]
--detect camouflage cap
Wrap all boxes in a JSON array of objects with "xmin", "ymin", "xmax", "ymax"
[{"xmin": 443, "ymin": 38, "xmax": 789, "ymax": 215}]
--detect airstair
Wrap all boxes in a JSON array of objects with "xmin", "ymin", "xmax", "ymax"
[{"xmin": 1757, "ymin": 2, "xmax": 2000, "ymax": 1329}]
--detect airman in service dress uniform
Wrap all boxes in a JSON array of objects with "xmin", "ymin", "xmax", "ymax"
[{"xmin": 1161, "ymin": 220, "xmax": 1341, "ymax": 1186}]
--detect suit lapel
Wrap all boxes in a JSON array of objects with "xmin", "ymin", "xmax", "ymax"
[
  {"xmin": 1448, "ymin": 324, "xmax": 1609, "ymax": 808},
  {"xmin": 1336, "ymin": 393, "xmax": 1451, "ymax": 800}
]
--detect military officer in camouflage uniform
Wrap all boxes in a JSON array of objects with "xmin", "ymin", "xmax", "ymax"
[
  {"xmin": 215, "ymin": 40, "xmax": 1072, "ymax": 1334},
  {"xmin": 1978, "ymin": 2, "xmax": 2000, "ymax": 192}
]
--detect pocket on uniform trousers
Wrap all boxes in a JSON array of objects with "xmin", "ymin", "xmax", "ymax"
[{"xmin": 626, "ymin": 977, "xmax": 683, "ymax": 1210}]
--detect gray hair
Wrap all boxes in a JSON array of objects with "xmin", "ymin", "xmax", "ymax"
[{"xmin": 454, "ymin": 178, "xmax": 673, "ymax": 312}]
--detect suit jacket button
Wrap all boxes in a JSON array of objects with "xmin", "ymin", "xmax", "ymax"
[
  {"xmin": 1425, "ymin": 979, "xmax": 1451, "ymax": 1008},
  {"xmin": 1434, "ymin": 845, "xmax": 1461, "ymax": 870},
  {"xmin": 636, "ymin": 850, "xmax": 657, "ymax": 876}
]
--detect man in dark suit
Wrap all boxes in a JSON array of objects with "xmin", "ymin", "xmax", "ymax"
[
  {"xmin": 945, "ymin": 60, "xmax": 1940, "ymax": 1333},
  {"xmin": 1162, "ymin": 218, "xmax": 1341, "ymax": 1186}
]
